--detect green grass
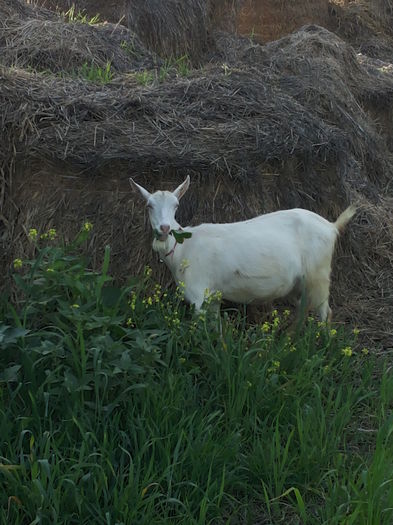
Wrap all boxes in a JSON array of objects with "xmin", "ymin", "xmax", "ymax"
[
  {"xmin": 63, "ymin": 6, "xmax": 100, "ymax": 25},
  {"xmin": 76, "ymin": 61, "xmax": 113, "ymax": 84},
  {"xmin": 1, "ymin": 225, "xmax": 393, "ymax": 524},
  {"xmin": 120, "ymin": 40, "xmax": 137, "ymax": 58},
  {"xmin": 134, "ymin": 55, "xmax": 192, "ymax": 87},
  {"xmin": 135, "ymin": 70, "xmax": 155, "ymax": 86}
]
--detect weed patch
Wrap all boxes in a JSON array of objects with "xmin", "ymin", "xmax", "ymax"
[
  {"xmin": 76, "ymin": 61, "xmax": 113, "ymax": 83},
  {"xmin": 0, "ymin": 228, "xmax": 392, "ymax": 523}
]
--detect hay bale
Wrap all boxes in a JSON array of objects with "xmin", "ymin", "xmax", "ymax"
[
  {"xmin": 213, "ymin": 26, "xmax": 393, "ymax": 185},
  {"xmin": 1, "ymin": 11, "xmax": 393, "ymax": 346},
  {"xmin": 0, "ymin": 64, "xmax": 351, "ymax": 172},
  {"xmin": 0, "ymin": 1, "xmax": 159, "ymax": 73},
  {"xmin": 125, "ymin": 0, "xmax": 210, "ymax": 62}
]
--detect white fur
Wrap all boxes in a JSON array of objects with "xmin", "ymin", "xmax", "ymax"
[{"xmin": 130, "ymin": 176, "xmax": 356, "ymax": 320}]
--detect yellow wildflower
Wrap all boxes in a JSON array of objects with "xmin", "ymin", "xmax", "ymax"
[
  {"xmin": 175, "ymin": 283, "xmax": 185, "ymax": 299},
  {"xmin": 261, "ymin": 321, "xmax": 270, "ymax": 333},
  {"xmin": 179, "ymin": 357, "xmax": 186, "ymax": 364},
  {"xmin": 83, "ymin": 221, "xmax": 93, "ymax": 232},
  {"xmin": 153, "ymin": 284, "xmax": 161, "ymax": 302},
  {"xmin": 213, "ymin": 290, "xmax": 223, "ymax": 301},
  {"xmin": 341, "ymin": 346, "xmax": 353, "ymax": 357},
  {"xmin": 283, "ymin": 309, "xmax": 291, "ymax": 318},
  {"xmin": 267, "ymin": 360, "xmax": 280, "ymax": 374},
  {"xmin": 13, "ymin": 258, "xmax": 23, "ymax": 269},
  {"xmin": 46, "ymin": 268, "xmax": 55, "ymax": 273},
  {"xmin": 28, "ymin": 228, "xmax": 38, "ymax": 241},
  {"xmin": 189, "ymin": 321, "xmax": 197, "ymax": 333},
  {"xmin": 153, "ymin": 283, "xmax": 162, "ymax": 303},
  {"xmin": 126, "ymin": 317, "xmax": 133, "ymax": 327},
  {"xmin": 48, "ymin": 228, "xmax": 57, "ymax": 240},
  {"xmin": 40, "ymin": 233, "xmax": 48, "ymax": 240},
  {"xmin": 147, "ymin": 297, "xmax": 153, "ymax": 306},
  {"xmin": 199, "ymin": 311, "xmax": 206, "ymax": 322},
  {"xmin": 330, "ymin": 329, "xmax": 337, "ymax": 337},
  {"xmin": 289, "ymin": 345, "xmax": 296, "ymax": 352},
  {"xmin": 129, "ymin": 292, "xmax": 137, "ymax": 311},
  {"xmin": 308, "ymin": 315, "xmax": 314, "ymax": 322},
  {"xmin": 272, "ymin": 309, "xmax": 278, "ymax": 318},
  {"xmin": 144, "ymin": 265, "xmax": 152, "ymax": 278},
  {"xmin": 272, "ymin": 317, "xmax": 280, "ymax": 328},
  {"xmin": 353, "ymin": 327, "xmax": 360, "ymax": 336},
  {"xmin": 361, "ymin": 347, "xmax": 369, "ymax": 355},
  {"xmin": 71, "ymin": 304, "xmax": 80, "ymax": 309}
]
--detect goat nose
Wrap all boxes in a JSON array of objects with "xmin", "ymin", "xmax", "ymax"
[{"xmin": 160, "ymin": 224, "xmax": 170, "ymax": 233}]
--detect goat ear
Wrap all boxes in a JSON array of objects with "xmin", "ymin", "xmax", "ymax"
[
  {"xmin": 173, "ymin": 175, "xmax": 190, "ymax": 200},
  {"xmin": 129, "ymin": 178, "xmax": 151, "ymax": 201}
]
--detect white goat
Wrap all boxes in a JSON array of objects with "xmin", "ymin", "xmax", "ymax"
[{"xmin": 130, "ymin": 176, "xmax": 356, "ymax": 321}]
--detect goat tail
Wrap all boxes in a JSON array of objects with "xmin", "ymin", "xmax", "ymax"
[{"xmin": 334, "ymin": 205, "xmax": 357, "ymax": 233}]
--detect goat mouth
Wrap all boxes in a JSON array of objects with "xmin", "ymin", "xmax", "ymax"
[{"xmin": 155, "ymin": 232, "xmax": 169, "ymax": 242}]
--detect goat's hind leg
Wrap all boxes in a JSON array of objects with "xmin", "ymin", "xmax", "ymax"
[
  {"xmin": 290, "ymin": 277, "xmax": 309, "ymax": 331},
  {"xmin": 308, "ymin": 277, "xmax": 332, "ymax": 323}
]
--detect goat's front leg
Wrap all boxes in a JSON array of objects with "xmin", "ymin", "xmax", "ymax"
[
  {"xmin": 185, "ymin": 286, "xmax": 221, "ymax": 319},
  {"xmin": 184, "ymin": 287, "xmax": 205, "ymax": 314}
]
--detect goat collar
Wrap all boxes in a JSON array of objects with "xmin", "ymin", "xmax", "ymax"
[
  {"xmin": 164, "ymin": 227, "xmax": 182, "ymax": 258},
  {"xmin": 165, "ymin": 241, "xmax": 177, "ymax": 258}
]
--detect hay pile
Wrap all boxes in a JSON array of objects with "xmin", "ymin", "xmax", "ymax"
[
  {"xmin": 1, "ymin": 0, "xmax": 55, "ymax": 20},
  {"xmin": 31, "ymin": 0, "xmax": 393, "ymax": 62},
  {"xmin": 0, "ymin": 0, "xmax": 159, "ymax": 73},
  {"xmin": 33, "ymin": 0, "xmax": 239, "ymax": 63},
  {"xmin": 1, "ymin": 1, "xmax": 393, "ymax": 346},
  {"xmin": 329, "ymin": 0, "xmax": 393, "ymax": 61}
]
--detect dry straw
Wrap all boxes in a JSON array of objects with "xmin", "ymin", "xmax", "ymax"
[{"xmin": 1, "ymin": 0, "xmax": 393, "ymax": 346}]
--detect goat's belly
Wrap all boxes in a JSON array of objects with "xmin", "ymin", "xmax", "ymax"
[{"xmin": 220, "ymin": 274, "xmax": 296, "ymax": 304}]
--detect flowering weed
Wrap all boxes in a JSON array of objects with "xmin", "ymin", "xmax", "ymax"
[{"xmin": 0, "ymin": 233, "xmax": 391, "ymax": 524}]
